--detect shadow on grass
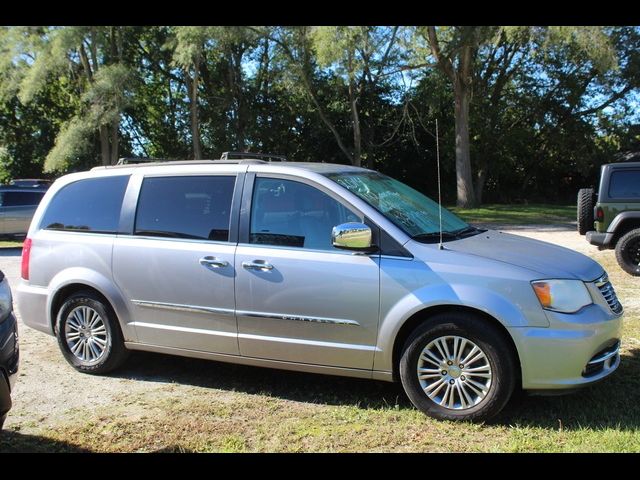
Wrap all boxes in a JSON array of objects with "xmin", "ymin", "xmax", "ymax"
[
  {"xmin": 0, "ymin": 430, "xmax": 90, "ymax": 452},
  {"xmin": 109, "ymin": 346, "xmax": 640, "ymax": 431},
  {"xmin": 496, "ymin": 346, "xmax": 640, "ymax": 430},
  {"xmin": 114, "ymin": 350, "xmax": 413, "ymax": 411}
]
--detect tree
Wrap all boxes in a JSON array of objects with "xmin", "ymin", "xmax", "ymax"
[
  {"xmin": 419, "ymin": 26, "xmax": 633, "ymax": 207},
  {"xmin": 171, "ymin": 26, "xmax": 217, "ymax": 159},
  {"xmin": 254, "ymin": 26, "xmax": 402, "ymax": 167},
  {"xmin": 423, "ymin": 26, "xmax": 500, "ymax": 207},
  {"xmin": 311, "ymin": 26, "xmax": 401, "ymax": 167},
  {"xmin": 8, "ymin": 26, "xmax": 135, "ymax": 171}
]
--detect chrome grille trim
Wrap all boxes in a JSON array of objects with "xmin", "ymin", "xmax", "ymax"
[
  {"xmin": 595, "ymin": 274, "xmax": 623, "ymax": 315},
  {"xmin": 587, "ymin": 341, "xmax": 620, "ymax": 365}
]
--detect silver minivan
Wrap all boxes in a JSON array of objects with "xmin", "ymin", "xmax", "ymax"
[{"xmin": 16, "ymin": 159, "xmax": 624, "ymax": 421}]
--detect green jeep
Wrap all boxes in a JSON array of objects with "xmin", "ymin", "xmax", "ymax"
[{"xmin": 577, "ymin": 161, "xmax": 640, "ymax": 276}]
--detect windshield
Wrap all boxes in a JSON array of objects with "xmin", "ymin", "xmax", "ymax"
[{"xmin": 326, "ymin": 171, "xmax": 468, "ymax": 238}]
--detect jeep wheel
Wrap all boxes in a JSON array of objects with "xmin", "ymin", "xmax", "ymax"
[
  {"xmin": 615, "ymin": 228, "xmax": 640, "ymax": 276},
  {"xmin": 577, "ymin": 188, "xmax": 595, "ymax": 235}
]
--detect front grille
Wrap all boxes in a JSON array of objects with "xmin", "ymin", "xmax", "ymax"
[{"xmin": 596, "ymin": 274, "xmax": 623, "ymax": 315}]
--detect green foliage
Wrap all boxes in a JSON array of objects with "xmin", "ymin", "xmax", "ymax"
[
  {"xmin": 82, "ymin": 63, "xmax": 134, "ymax": 127},
  {"xmin": 44, "ymin": 116, "xmax": 93, "ymax": 172},
  {"xmin": 0, "ymin": 25, "xmax": 637, "ymax": 203},
  {"xmin": 0, "ymin": 145, "xmax": 13, "ymax": 183},
  {"xmin": 17, "ymin": 27, "xmax": 80, "ymax": 104}
]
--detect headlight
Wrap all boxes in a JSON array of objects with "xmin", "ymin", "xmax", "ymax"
[
  {"xmin": 0, "ymin": 278, "xmax": 12, "ymax": 323},
  {"xmin": 531, "ymin": 279, "xmax": 593, "ymax": 313}
]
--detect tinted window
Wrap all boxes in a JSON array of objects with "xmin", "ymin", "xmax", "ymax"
[
  {"xmin": 1, "ymin": 191, "xmax": 45, "ymax": 206},
  {"xmin": 40, "ymin": 176, "xmax": 129, "ymax": 233},
  {"xmin": 135, "ymin": 176, "xmax": 235, "ymax": 241},
  {"xmin": 250, "ymin": 178, "xmax": 361, "ymax": 250},
  {"xmin": 609, "ymin": 170, "xmax": 640, "ymax": 199}
]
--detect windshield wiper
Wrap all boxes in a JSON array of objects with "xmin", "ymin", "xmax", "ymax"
[
  {"xmin": 450, "ymin": 226, "xmax": 484, "ymax": 237},
  {"xmin": 411, "ymin": 231, "xmax": 459, "ymax": 242},
  {"xmin": 411, "ymin": 226, "xmax": 485, "ymax": 243}
]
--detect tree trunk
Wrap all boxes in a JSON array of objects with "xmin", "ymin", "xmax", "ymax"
[
  {"xmin": 110, "ymin": 118, "xmax": 119, "ymax": 165},
  {"xmin": 186, "ymin": 72, "xmax": 202, "ymax": 160},
  {"xmin": 233, "ymin": 49, "xmax": 246, "ymax": 151},
  {"xmin": 351, "ymin": 102, "xmax": 362, "ymax": 167},
  {"xmin": 475, "ymin": 168, "xmax": 488, "ymax": 205},
  {"xmin": 348, "ymin": 80, "xmax": 362, "ymax": 167},
  {"xmin": 453, "ymin": 80, "xmax": 477, "ymax": 207},
  {"xmin": 99, "ymin": 125, "xmax": 110, "ymax": 166}
]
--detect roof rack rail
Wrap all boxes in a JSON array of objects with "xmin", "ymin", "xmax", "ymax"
[
  {"xmin": 116, "ymin": 157, "xmax": 171, "ymax": 165},
  {"xmin": 220, "ymin": 151, "xmax": 287, "ymax": 162}
]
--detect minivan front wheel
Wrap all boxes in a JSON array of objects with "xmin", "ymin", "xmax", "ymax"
[
  {"xmin": 399, "ymin": 313, "xmax": 516, "ymax": 422},
  {"xmin": 56, "ymin": 291, "xmax": 129, "ymax": 374}
]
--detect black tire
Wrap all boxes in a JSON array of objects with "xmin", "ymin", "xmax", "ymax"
[
  {"xmin": 615, "ymin": 228, "xmax": 640, "ymax": 276},
  {"xmin": 0, "ymin": 413, "xmax": 5, "ymax": 430},
  {"xmin": 399, "ymin": 312, "xmax": 516, "ymax": 422},
  {"xmin": 55, "ymin": 291, "xmax": 129, "ymax": 374},
  {"xmin": 577, "ymin": 188, "xmax": 595, "ymax": 235}
]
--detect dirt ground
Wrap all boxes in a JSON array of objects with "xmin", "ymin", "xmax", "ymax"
[{"xmin": 0, "ymin": 225, "xmax": 629, "ymax": 449}]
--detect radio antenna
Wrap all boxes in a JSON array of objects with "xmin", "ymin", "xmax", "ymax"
[{"xmin": 436, "ymin": 119, "xmax": 444, "ymax": 250}]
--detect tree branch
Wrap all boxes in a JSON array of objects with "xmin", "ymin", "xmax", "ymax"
[
  {"xmin": 427, "ymin": 26, "xmax": 456, "ymax": 82},
  {"xmin": 574, "ymin": 84, "xmax": 634, "ymax": 117},
  {"xmin": 78, "ymin": 44, "xmax": 93, "ymax": 82},
  {"xmin": 371, "ymin": 26, "xmax": 399, "ymax": 85},
  {"xmin": 251, "ymin": 26, "xmax": 355, "ymax": 164}
]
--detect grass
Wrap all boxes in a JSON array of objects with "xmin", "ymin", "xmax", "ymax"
[
  {"xmin": 0, "ymin": 239, "xmax": 23, "ymax": 248},
  {"xmin": 450, "ymin": 203, "xmax": 575, "ymax": 225}
]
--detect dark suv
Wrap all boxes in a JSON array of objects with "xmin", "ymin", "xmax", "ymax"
[
  {"xmin": 578, "ymin": 162, "xmax": 640, "ymax": 276},
  {"xmin": 0, "ymin": 185, "xmax": 48, "ymax": 237}
]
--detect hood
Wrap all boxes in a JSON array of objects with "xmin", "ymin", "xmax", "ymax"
[{"xmin": 442, "ymin": 229, "xmax": 604, "ymax": 281}]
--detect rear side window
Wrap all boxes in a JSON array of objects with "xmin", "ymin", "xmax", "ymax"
[
  {"xmin": 609, "ymin": 170, "xmax": 640, "ymax": 199},
  {"xmin": 40, "ymin": 176, "xmax": 130, "ymax": 233},
  {"xmin": 1, "ymin": 191, "xmax": 45, "ymax": 206},
  {"xmin": 135, "ymin": 176, "xmax": 236, "ymax": 241}
]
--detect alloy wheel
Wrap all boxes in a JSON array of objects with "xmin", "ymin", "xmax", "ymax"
[{"xmin": 417, "ymin": 335, "xmax": 493, "ymax": 410}]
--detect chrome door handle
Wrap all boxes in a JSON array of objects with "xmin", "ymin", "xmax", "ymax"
[
  {"xmin": 199, "ymin": 256, "xmax": 229, "ymax": 268},
  {"xmin": 242, "ymin": 260, "xmax": 273, "ymax": 271}
]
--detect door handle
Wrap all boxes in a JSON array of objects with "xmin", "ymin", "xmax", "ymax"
[
  {"xmin": 199, "ymin": 256, "xmax": 229, "ymax": 268},
  {"xmin": 242, "ymin": 260, "xmax": 274, "ymax": 271}
]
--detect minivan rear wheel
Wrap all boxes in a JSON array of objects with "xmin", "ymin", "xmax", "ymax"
[
  {"xmin": 399, "ymin": 312, "xmax": 516, "ymax": 422},
  {"xmin": 55, "ymin": 291, "xmax": 129, "ymax": 374}
]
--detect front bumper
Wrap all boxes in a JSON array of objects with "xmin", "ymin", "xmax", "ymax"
[
  {"xmin": 0, "ymin": 312, "xmax": 19, "ymax": 416},
  {"xmin": 510, "ymin": 303, "xmax": 622, "ymax": 390},
  {"xmin": 586, "ymin": 230, "xmax": 614, "ymax": 249}
]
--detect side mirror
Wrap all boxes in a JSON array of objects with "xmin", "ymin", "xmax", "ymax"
[{"xmin": 332, "ymin": 222, "xmax": 375, "ymax": 251}]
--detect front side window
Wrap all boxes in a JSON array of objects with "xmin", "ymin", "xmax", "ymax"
[
  {"xmin": 609, "ymin": 170, "xmax": 640, "ymax": 199},
  {"xmin": 40, "ymin": 176, "xmax": 129, "ymax": 233},
  {"xmin": 135, "ymin": 176, "xmax": 235, "ymax": 241},
  {"xmin": 250, "ymin": 177, "xmax": 361, "ymax": 250},
  {"xmin": 327, "ymin": 172, "xmax": 468, "ymax": 239}
]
